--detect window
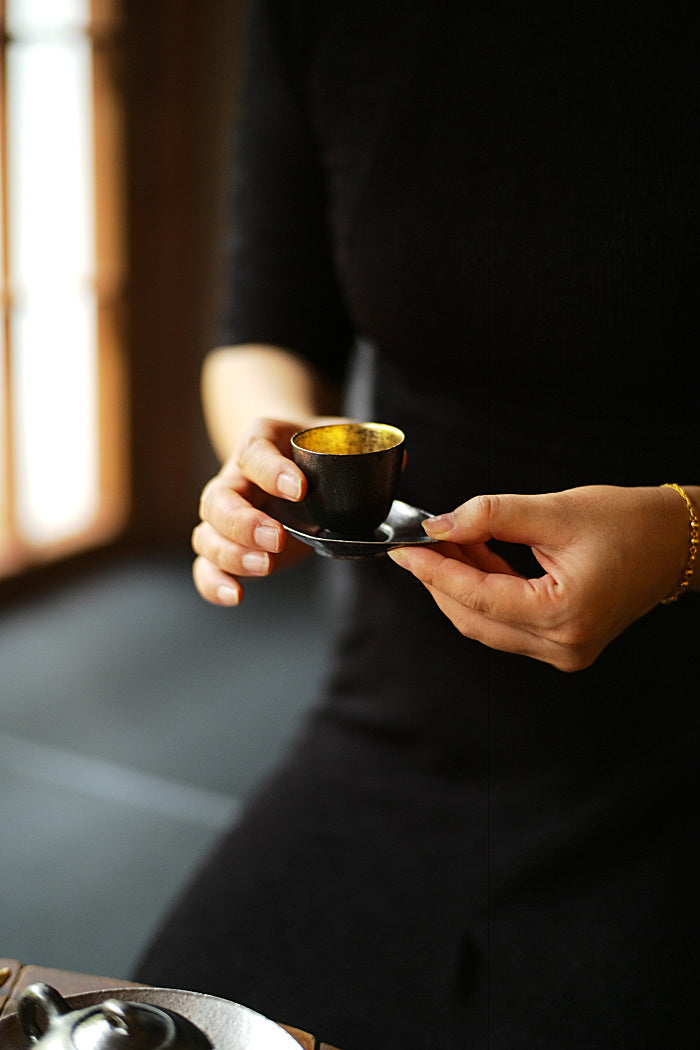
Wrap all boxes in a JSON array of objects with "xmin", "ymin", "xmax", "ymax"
[{"xmin": 1, "ymin": 0, "xmax": 127, "ymax": 579}]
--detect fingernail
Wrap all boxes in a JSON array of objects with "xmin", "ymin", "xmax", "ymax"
[
  {"xmin": 422, "ymin": 514, "xmax": 454, "ymax": 537},
  {"xmin": 254, "ymin": 524, "xmax": 281, "ymax": 551},
  {"xmin": 217, "ymin": 584, "xmax": 240, "ymax": 606},
  {"xmin": 242, "ymin": 551, "xmax": 270, "ymax": 574},
  {"xmin": 277, "ymin": 472, "xmax": 302, "ymax": 500},
  {"xmin": 387, "ymin": 547, "xmax": 409, "ymax": 566}
]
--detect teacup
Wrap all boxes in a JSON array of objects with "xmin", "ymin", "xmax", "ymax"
[{"xmin": 291, "ymin": 422, "xmax": 405, "ymax": 536}]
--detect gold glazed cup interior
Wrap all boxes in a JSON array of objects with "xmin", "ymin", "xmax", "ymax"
[{"xmin": 292, "ymin": 422, "xmax": 404, "ymax": 455}]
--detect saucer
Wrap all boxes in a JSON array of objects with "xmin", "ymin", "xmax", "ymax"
[{"xmin": 264, "ymin": 498, "xmax": 438, "ymax": 559}]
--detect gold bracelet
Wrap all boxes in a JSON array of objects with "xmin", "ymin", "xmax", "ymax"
[{"xmin": 660, "ymin": 483, "xmax": 699, "ymax": 603}]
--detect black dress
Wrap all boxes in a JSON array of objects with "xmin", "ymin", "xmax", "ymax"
[{"xmin": 135, "ymin": 3, "xmax": 700, "ymax": 1047}]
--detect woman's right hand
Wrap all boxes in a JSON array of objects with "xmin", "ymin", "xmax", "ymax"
[{"xmin": 192, "ymin": 417, "xmax": 313, "ymax": 606}]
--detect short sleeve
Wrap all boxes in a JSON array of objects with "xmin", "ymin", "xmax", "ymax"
[{"xmin": 219, "ymin": 0, "xmax": 354, "ymax": 384}]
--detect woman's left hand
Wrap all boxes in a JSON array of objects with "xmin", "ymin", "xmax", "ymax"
[{"xmin": 388, "ymin": 485, "xmax": 691, "ymax": 671}]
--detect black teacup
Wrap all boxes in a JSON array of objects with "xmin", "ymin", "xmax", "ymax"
[{"xmin": 291, "ymin": 422, "xmax": 405, "ymax": 537}]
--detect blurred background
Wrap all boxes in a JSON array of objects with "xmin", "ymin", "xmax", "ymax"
[{"xmin": 1, "ymin": 0, "xmax": 332, "ymax": 979}]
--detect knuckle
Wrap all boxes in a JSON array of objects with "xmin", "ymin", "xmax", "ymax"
[
  {"xmin": 221, "ymin": 506, "xmax": 241, "ymax": 542},
  {"xmin": 553, "ymin": 612, "xmax": 595, "ymax": 650},
  {"xmin": 191, "ymin": 554, "xmax": 209, "ymax": 588},
  {"xmin": 479, "ymin": 492, "xmax": 498, "ymax": 513},
  {"xmin": 235, "ymin": 436, "xmax": 254, "ymax": 470},
  {"xmin": 457, "ymin": 616, "xmax": 487, "ymax": 643},
  {"xmin": 549, "ymin": 617, "xmax": 601, "ymax": 672},
  {"xmin": 198, "ymin": 486, "xmax": 212, "ymax": 521},
  {"xmin": 458, "ymin": 586, "xmax": 487, "ymax": 617},
  {"xmin": 206, "ymin": 538, "xmax": 237, "ymax": 576},
  {"xmin": 237, "ymin": 434, "xmax": 277, "ymax": 489},
  {"xmin": 191, "ymin": 557, "xmax": 204, "ymax": 593},
  {"xmin": 475, "ymin": 492, "xmax": 501, "ymax": 521},
  {"xmin": 541, "ymin": 596, "xmax": 601, "ymax": 671},
  {"xmin": 191, "ymin": 556, "xmax": 216, "ymax": 599},
  {"xmin": 453, "ymin": 572, "xmax": 490, "ymax": 615},
  {"xmin": 191, "ymin": 520, "xmax": 241, "ymax": 575},
  {"xmin": 192, "ymin": 556, "xmax": 234, "ymax": 606},
  {"xmin": 236, "ymin": 428, "xmax": 268, "ymax": 471},
  {"xmin": 553, "ymin": 645, "xmax": 598, "ymax": 673},
  {"xmin": 191, "ymin": 522, "xmax": 204, "ymax": 554},
  {"xmin": 198, "ymin": 478, "xmax": 221, "ymax": 522},
  {"xmin": 218, "ymin": 549, "xmax": 240, "ymax": 576}
]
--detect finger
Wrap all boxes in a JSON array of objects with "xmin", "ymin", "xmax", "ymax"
[
  {"xmin": 423, "ymin": 492, "xmax": 572, "ymax": 549},
  {"xmin": 390, "ymin": 547, "xmax": 591, "ymax": 670},
  {"xmin": 436, "ymin": 540, "xmax": 526, "ymax": 577},
  {"xmin": 198, "ymin": 484, "xmax": 286, "ymax": 553},
  {"xmin": 424, "ymin": 583, "xmax": 547, "ymax": 659},
  {"xmin": 237, "ymin": 434, "xmax": 306, "ymax": 501},
  {"xmin": 388, "ymin": 544, "xmax": 558, "ymax": 630},
  {"xmin": 192, "ymin": 555, "xmax": 243, "ymax": 607},
  {"xmin": 422, "ymin": 582, "xmax": 590, "ymax": 671},
  {"xmin": 192, "ymin": 521, "xmax": 276, "ymax": 578}
]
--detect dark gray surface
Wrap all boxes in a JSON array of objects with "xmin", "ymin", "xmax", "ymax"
[{"xmin": 0, "ymin": 553, "xmax": 333, "ymax": 979}]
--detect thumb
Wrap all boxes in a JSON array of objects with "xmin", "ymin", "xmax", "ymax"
[{"xmin": 422, "ymin": 492, "xmax": 568, "ymax": 547}]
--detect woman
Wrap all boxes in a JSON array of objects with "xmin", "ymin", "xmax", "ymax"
[{"xmin": 136, "ymin": 3, "xmax": 699, "ymax": 1046}]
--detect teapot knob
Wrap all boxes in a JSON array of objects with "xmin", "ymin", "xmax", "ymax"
[{"xmin": 18, "ymin": 983, "xmax": 73, "ymax": 1043}]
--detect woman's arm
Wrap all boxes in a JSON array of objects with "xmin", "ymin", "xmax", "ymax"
[{"xmin": 201, "ymin": 343, "xmax": 342, "ymax": 462}]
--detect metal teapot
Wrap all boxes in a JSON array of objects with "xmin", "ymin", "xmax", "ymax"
[{"xmin": 17, "ymin": 984, "xmax": 214, "ymax": 1050}]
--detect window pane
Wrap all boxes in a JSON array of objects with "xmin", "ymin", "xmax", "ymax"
[
  {"xmin": 11, "ymin": 295, "xmax": 98, "ymax": 545},
  {"xmin": 6, "ymin": 0, "xmax": 89, "ymax": 36},
  {"xmin": 6, "ymin": 1, "xmax": 98, "ymax": 546}
]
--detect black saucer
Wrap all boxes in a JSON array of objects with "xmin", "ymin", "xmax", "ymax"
[{"xmin": 263, "ymin": 498, "xmax": 438, "ymax": 559}]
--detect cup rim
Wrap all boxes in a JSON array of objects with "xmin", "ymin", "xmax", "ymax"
[{"xmin": 291, "ymin": 421, "xmax": 405, "ymax": 455}]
